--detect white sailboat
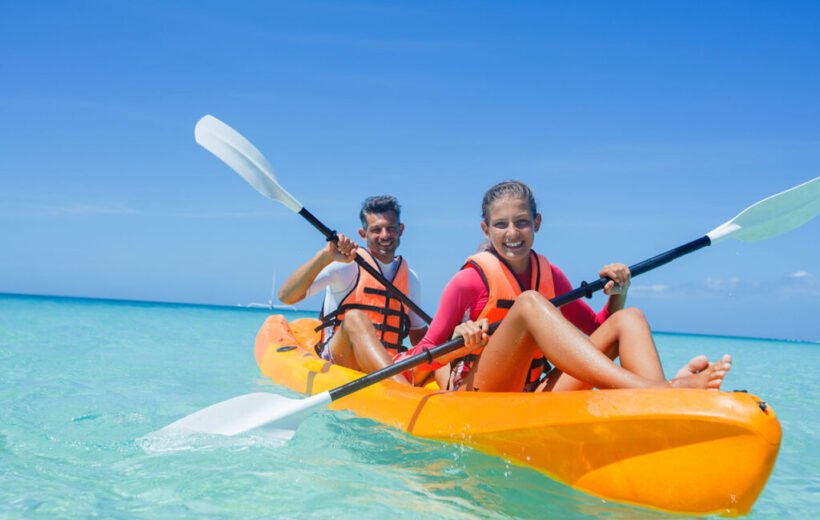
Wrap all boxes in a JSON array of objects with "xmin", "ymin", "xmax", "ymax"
[{"xmin": 240, "ymin": 273, "xmax": 296, "ymax": 310}]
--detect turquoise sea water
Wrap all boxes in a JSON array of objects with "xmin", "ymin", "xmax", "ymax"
[{"xmin": 1, "ymin": 293, "xmax": 817, "ymax": 519}]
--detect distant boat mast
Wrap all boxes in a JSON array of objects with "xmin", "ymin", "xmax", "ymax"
[
  {"xmin": 270, "ymin": 272, "xmax": 296, "ymax": 310},
  {"xmin": 239, "ymin": 272, "xmax": 296, "ymax": 310}
]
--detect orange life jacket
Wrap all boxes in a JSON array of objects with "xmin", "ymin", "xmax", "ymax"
[
  {"xmin": 461, "ymin": 250, "xmax": 555, "ymax": 387},
  {"xmin": 318, "ymin": 249, "xmax": 411, "ymax": 354}
]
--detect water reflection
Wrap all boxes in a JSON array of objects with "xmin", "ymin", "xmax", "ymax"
[{"xmin": 313, "ymin": 411, "xmax": 681, "ymax": 519}]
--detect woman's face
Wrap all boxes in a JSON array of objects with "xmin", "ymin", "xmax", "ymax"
[{"xmin": 481, "ymin": 195, "xmax": 541, "ymax": 271}]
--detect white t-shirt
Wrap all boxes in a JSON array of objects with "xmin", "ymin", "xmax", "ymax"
[{"xmin": 305, "ymin": 257, "xmax": 425, "ymax": 341}]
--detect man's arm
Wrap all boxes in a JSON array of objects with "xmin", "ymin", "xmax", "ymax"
[{"xmin": 278, "ymin": 234, "xmax": 357, "ymax": 305}]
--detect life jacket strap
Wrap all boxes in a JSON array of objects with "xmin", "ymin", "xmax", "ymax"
[
  {"xmin": 381, "ymin": 342, "xmax": 409, "ymax": 354},
  {"xmin": 316, "ymin": 305, "xmax": 412, "ymax": 346},
  {"xmin": 526, "ymin": 356, "xmax": 551, "ymax": 385},
  {"xmin": 318, "ymin": 303, "xmax": 402, "ymax": 328},
  {"xmin": 336, "ymin": 303, "xmax": 409, "ymax": 318},
  {"xmin": 372, "ymin": 322, "xmax": 407, "ymax": 335}
]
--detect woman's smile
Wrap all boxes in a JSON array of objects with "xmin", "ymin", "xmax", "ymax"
[{"xmin": 503, "ymin": 240, "xmax": 524, "ymax": 250}]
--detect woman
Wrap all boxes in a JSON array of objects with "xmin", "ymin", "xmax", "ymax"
[{"xmin": 401, "ymin": 180, "xmax": 731, "ymax": 392}]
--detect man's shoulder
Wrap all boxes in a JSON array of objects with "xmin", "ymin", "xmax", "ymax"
[
  {"xmin": 399, "ymin": 257, "xmax": 421, "ymax": 283},
  {"xmin": 406, "ymin": 264, "xmax": 420, "ymax": 279}
]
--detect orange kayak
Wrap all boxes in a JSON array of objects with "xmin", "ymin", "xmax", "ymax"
[{"xmin": 255, "ymin": 315, "xmax": 781, "ymax": 517}]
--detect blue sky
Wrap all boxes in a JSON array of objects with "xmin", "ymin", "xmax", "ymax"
[{"xmin": 1, "ymin": 1, "xmax": 818, "ymax": 341}]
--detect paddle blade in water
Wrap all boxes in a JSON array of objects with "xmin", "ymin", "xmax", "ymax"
[
  {"xmin": 194, "ymin": 115, "xmax": 303, "ymax": 212},
  {"xmin": 707, "ymin": 177, "xmax": 820, "ymax": 243},
  {"xmin": 160, "ymin": 391, "xmax": 332, "ymax": 437}
]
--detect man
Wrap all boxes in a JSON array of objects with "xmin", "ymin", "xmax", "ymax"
[{"xmin": 278, "ymin": 195, "xmax": 427, "ymax": 385}]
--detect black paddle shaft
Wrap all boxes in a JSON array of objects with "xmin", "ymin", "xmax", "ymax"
[
  {"xmin": 297, "ymin": 207, "xmax": 434, "ymax": 324},
  {"xmin": 329, "ymin": 235, "xmax": 712, "ymax": 402},
  {"xmin": 551, "ymin": 235, "xmax": 712, "ymax": 306}
]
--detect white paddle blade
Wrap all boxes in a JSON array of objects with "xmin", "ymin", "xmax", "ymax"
[
  {"xmin": 707, "ymin": 177, "xmax": 820, "ymax": 243},
  {"xmin": 161, "ymin": 391, "xmax": 332, "ymax": 437},
  {"xmin": 195, "ymin": 115, "xmax": 303, "ymax": 213}
]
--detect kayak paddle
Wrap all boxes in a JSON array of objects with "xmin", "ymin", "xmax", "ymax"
[
  {"xmin": 194, "ymin": 114, "xmax": 433, "ymax": 324},
  {"xmin": 161, "ymin": 175, "xmax": 818, "ymax": 437},
  {"xmin": 551, "ymin": 176, "xmax": 820, "ymax": 306}
]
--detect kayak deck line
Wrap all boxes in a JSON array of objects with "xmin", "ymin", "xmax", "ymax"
[
  {"xmin": 405, "ymin": 391, "xmax": 451, "ymax": 435},
  {"xmin": 256, "ymin": 315, "xmax": 781, "ymax": 517},
  {"xmin": 304, "ymin": 361, "xmax": 333, "ymax": 395}
]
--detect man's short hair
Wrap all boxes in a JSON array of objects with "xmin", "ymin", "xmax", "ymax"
[{"xmin": 359, "ymin": 195, "xmax": 401, "ymax": 228}]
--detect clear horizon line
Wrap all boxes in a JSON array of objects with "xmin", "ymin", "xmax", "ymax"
[
  {"xmin": 0, "ymin": 291, "xmax": 320, "ymax": 314},
  {"xmin": 1, "ymin": 291, "xmax": 816, "ymax": 345}
]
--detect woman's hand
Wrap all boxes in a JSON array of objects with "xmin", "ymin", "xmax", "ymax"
[
  {"xmin": 324, "ymin": 233, "xmax": 358, "ymax": 263},
  {"xmin": 452, "ymin": 318, "xmax": 490, "ymax": 354},
  {"xmin": 600, "ymin": 263, "xmax": 631, "ymax": 295}
]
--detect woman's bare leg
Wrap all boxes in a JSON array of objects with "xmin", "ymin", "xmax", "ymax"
[
  {"xmin": 545, "ymin": 307, "xmax": 665, "ymax": 391},
  {"xmin": 328, "ymin": 310, "xmax": 409, "ymax": 385},
  {"xmin": 473, "ymin": 291, "xmax": 731, "ymax": 391},
  {"xmin": 543, "ymin": 309, "xmax": 720, "ymax": 391},
  {"xmin": 473, "ymin": 292, "xmax": 661, "ymax": 391}
]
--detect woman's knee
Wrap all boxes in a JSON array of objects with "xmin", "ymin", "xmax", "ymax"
[
  {"xmin": 611, "ymin": 307, "xmax": 647, "ymax": 327},
  {"xmin": 518, "ymin": 290, "xmax": 557, "ymax": 312}
]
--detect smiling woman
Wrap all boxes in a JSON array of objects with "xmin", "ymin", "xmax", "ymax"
[{"xmin": 400, "ymin": 180, "xmax": 732, "ymax": 393}]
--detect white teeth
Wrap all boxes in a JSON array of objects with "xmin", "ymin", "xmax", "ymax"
[{"xmin": 505, "ymin": 241, "xmax": 523, "ymax": 248}]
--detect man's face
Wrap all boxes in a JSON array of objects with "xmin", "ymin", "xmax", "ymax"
[{"xmin": 358, "ymin": 210, "xmax": 404, "ymax": 261}]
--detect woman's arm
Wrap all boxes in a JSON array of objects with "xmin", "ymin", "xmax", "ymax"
[
  {"xmin": 403, "ymin": 268, "xmax": 487, "ymax": 381},
  {"xmin": 599, "ymin": 263, "xmax": 631, "ymax": 314}
]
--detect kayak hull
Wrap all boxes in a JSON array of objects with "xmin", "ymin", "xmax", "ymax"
[{"xmin": 256, "ymin": 315, "xmax": 781, "ymax": 516}]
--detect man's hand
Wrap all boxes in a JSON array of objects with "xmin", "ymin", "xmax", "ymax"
[{"xmin": 324, "ymin": 233, "xmax": 358, "ymax": 263}]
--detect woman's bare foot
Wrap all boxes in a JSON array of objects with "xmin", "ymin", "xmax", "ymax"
[
  {"xmin": 669, "ymin": 354, "xmax": 732, "ymax": 390},
  {"xmin": 674, "ymin": 354, "xmax": 710, "ymax": 379}
]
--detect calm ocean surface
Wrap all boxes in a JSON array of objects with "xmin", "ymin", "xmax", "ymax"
[{"xmin": 1, "ymin": 293, "xmax": 817, "ymax": 519}]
